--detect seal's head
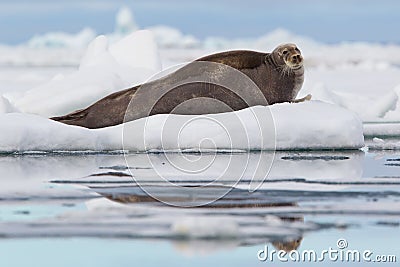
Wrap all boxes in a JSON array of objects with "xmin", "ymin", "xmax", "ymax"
[{"xmin": 271, "ymin": 43, "xmax": 303, "ymax": 70}]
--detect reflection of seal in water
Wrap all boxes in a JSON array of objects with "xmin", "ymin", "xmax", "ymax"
[{"xmin": 51, "ymin": 43, "xmax": 309, "ymax": 129}]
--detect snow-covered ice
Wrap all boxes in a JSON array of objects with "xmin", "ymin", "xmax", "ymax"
[
  {"xmin": 364, "ymin": 123, "xmax": 400, "ymax": 137},
  {"xmin": 0, "ymin": 101, "xmax": 364, "ymax": 152},
  {"xmin": 367, "ymin": 138, "xmax": 400, "ymax": 150}
]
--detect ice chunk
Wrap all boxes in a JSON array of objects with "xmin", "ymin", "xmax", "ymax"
[
  {"xmin": 272, "ymin": 101, "xmax": 364, "ymax": 150},
  {"xmin": 380, "ymin": 85, "xmax": 400, "ymax": 121},
  {"xmin": 366, "ymin": 138, "xmax": 400, "ymax": 150},
  {"xmin": 12, "ymin": 31, "xmax": 161, "ymax": 117},
  {"xmin": 0, "ymin": 101, "xmax": 364, "ymax": 152},
  {"xmin": 109, "ymin": 30, "xmax": 162, "ymax": 72},
  {"xmin": 79, "ymin": 35, "xmax": 112, "ymax": 69},
  {"xmin": 364, "ymin": 123, "xmax": 400, "ymax": 137},
  {"xmin": 114, "ymin": 6, "xmax": 139, "ymax": 35},
  {"xmin": 13, "ymin": 67, "xmax": 128, "ymax": 117}
]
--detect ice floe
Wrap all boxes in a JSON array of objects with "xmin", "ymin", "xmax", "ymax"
[{"xmin": 0, "ymin": 101, "xmax": 364, "ymax": 152}]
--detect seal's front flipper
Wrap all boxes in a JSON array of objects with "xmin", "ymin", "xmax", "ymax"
[{"xmin": 292, "ymin": 94, "xmax": 312, "ymax": 103}]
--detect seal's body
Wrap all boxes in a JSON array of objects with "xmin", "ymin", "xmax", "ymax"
[{"xmin": 51, "ymin": 44, "xmax": 306, "ymax": 129}]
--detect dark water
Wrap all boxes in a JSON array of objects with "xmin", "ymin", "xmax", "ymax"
[{"xmin": 0, "ymin": 151, "xmax": 399, "ymax": 266}]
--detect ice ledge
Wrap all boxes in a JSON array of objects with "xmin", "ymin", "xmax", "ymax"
[{"xmin": 0, "ymin": 101, "xmax": 364, "ymax": 152}]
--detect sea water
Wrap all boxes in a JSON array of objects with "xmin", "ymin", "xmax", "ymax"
[{"xmin": 0, "ymin": 150, "xmax": 399, "ymax": 266}]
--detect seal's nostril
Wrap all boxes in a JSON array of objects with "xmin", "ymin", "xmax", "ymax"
[{"xmin": 293, "ymin": 55, "xmax": 302, "ymax": 63}]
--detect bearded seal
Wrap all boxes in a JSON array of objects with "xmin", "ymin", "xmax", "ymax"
[{"xmin": 51, "ymin": 43, "xmax": 309, "ymax": 129}]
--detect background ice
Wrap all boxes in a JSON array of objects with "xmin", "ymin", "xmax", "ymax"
[
  {"xmin": 114, "ymin": 6, "xmax": 139, "ymax": 36},
  {"xmin": 6, "ymin": 30, "xmax": 160, "ymax": 117},
  {"xmin": 1, "ymin": 7, "xmax": 400, "ymax": 124},
  {"xmin": 27, "ymin": 28, "xmax": 96, "ymax": 49}
]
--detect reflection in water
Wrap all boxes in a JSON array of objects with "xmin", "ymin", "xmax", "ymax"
[
  {"xmin": 0, "ymin": 150, "xmax": 364, "ymax": 184},
  {"xmin": 172, "ymin": 239, "xmax": 241, "ymax": 256},
  {"xmin": 124, "ymin": 151, "xmax": 364, "ymax": 182},
  {"xmin": 272, "ymin": 238, "xmax": 303, "ymax": 252},
  {"xmin": 118, "ymin": 151, "xmax": 365, "ymax": 205},
  {"xmin": 2, "ymin": 150, "xmax": 400, "ymax": 257},
  {"xmin": 97, "ymin": 185, "xmax": 305, "ymax": 253},
  {"xmin": 170, "ymin": 230, "xmax": 303, "ymax": 256},
  {"xmin": 83, "ymin": 151, "xmax": 364, "ymax": 254}
]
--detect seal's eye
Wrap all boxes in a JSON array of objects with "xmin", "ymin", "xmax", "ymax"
[{"xmin": 282, "ymin": 50, "xmax": 288, "ymax": 55}]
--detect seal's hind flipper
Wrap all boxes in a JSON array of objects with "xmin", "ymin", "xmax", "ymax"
[{"xmin": 50, "ymin": 108, "xmax": 87, "ymax": 125}]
